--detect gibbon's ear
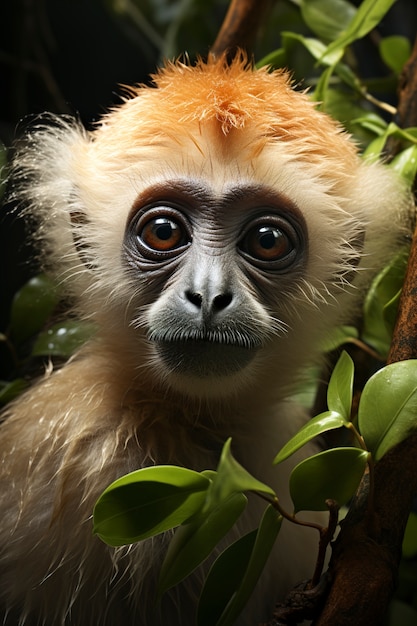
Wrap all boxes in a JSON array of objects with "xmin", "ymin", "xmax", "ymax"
[{"xmin": 8, "ymin": 114, "xmax": 96, "ymax": 279}]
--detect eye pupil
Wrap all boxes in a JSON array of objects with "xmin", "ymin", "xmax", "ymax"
[
  {"xmin": 258, "ymin": 227, "xmax": 279, "ymax": 250},
  {"xmin": 153, "ymin": 219, "xmax": 176, "ymax": 241},
  {"xmin": 250, "ymin": 225, "xmax": 291, "ymax": 260}
]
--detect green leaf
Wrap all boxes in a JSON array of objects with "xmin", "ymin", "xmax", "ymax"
[
  {"xmin": 334, "ymin": 61, "xmax": 363, "ymax": 91},
  {"xmin": 358, "ymin": 360, "xmax": 417, "ymax": 461},
  {"xmin": 390, "ymin": 145, "xmax": 417, "ymax": 186},
  {"xmin": 362, "ymin": 124, "xmax": 394, "ymax": 160},
  {"xmin": 290, "ymin": 447, "xmax": 369, "ymax": 512},
  {"xmin": 362, "ymin": 122, "xmax": 417, "ymax": 160},
  {"xmin": 10, "ymin": 275, "xmax": 60, "ymax": 345},
  {"xmin": 274, "ymin": 352, "xmax": 354, "ymax": 465},
  {"xmin": 0, "ymin": 379, "xmax": 28, "ymax": 405},
  {"xmin": 379, "ymin": 35, "xmax": 411, "ymax": 75},
  {"xmin": 158, "ymin": 492, "xmax": 247, "ymax": 596},
  {"xmin": 291, "ymin": 365, "xmax": 322, "ymax": 410},
  {"xmin": 157, "ymin": 439, "xmax": 277, "ymax": 597},
  {"xmin": 355, "ymin": 113, "xmax": 388, "ymax": 137},
  {"xmin": 362, "ymin": 248, "xmax": 409, "ymax": 357},
  {"xmin": 313, "ymin": 63, "xmax": 337, "ymax": 104},
  {"xmin": 383, "ymin": 289, "xmax": 402, "ymax": 332},
  {"xmin": 322, "ymin": 0, "xmax": 397, "ymax": 61},
  {"xmin": 327, "ymin": 351, "xmax": 354, "ymax": 420},
  {"xmin": 197, "ymin": 505, "xmax": 282, "ymax": 626},
  {"xmin": 93, "ymin": 466, "xmax": 211, "ymax": 546},
  {"xmin": 274, "ymin": 411, "xmax": 347, "ymax": 465},
  {"xmin": 321, "ymin": 325, "xmax": 359, "ymax": 352},
  {"xmin": 197, "ymin": 529, "xmax": 257, "ymax": 626},
  {"xmin": 317, "ymin": 88, "xmax": 381, "ymax": 145},
  {"xmin": 208, "ymin": 439, "xmax": 276, "ymax": 506},
  {"xmin": 32, "ymin": 320, "xmax": 96, "ymax": 358},
  {"xmin": 281, "ymin": 31, "xmax": 342, "ymax": 66},
  {"xmin": 301, "ymin": 0, "xmax": 356, "ymax": 41}
]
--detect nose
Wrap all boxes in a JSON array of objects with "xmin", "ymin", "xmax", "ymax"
[
  {"xmin": 182, "ymin": 257, "xmax": 236, "ymax": 322},
  {"xmin": 185, "ymin": 289, "xmax": 233, "ymax": 314}
]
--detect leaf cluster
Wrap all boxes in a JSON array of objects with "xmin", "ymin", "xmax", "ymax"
[
  {"xmin": 94, "ymin": 440, "xmax": 281, "ymax": 625},
  {"xmin": 93, "ymin": 351, "xmax": 417, "ymax": 625},
  {"xmin": 258, "ymin": 0, "xmax": 415, "ymax": 155},
  {"xmin": 0, "ymin": 275, "xmax": 95, "ymax": 405}
]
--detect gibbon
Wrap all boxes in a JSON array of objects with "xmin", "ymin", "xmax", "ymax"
[{"xmin": 0, "ymin": 54, "xmax": 412, "ymax": 626}]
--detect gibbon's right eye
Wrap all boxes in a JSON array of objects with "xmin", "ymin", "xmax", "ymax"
[
  {"xmin": 140, "ymin": 217, "xmax": 185, "ymax": 251},
  {"xmin": 132, "ymin": 206, "xmax": 192, "ymax": 260}
]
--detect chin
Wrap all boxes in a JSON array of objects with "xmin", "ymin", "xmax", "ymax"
[{"xmin": 152, "ymin": 343, "xmax": 260, "ymax": 401}]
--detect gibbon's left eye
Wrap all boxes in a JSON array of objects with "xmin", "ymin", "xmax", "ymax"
[{"xmin": 238, "ymin": 215, "xmax": 302, "ymax": 269}]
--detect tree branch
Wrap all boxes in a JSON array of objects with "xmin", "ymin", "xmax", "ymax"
[
  {"xmin": 210, "ymin": 0, "xmax": 273, "ymax": 60},
  {"xmin": 395, "ymin": 35, "xmax": 417, "ymax": 135}
]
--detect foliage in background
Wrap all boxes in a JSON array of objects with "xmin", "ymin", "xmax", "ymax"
[{"xmin": 0, "ymin": 275, "xmax": 95, "ymax": 405}]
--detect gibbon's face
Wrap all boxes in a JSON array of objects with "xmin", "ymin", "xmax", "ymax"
[
  {"xmin": 62, "ymin": 58, "xmax": 370, "ymax": 396},
  {"xmin": 123, "ymin": 176, "xmax": 308, "ymax": 387}
]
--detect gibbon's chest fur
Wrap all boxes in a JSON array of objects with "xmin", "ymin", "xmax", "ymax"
[{"xmin": 0, "ymin": 55, "xmax": 412, "ymax": 625}]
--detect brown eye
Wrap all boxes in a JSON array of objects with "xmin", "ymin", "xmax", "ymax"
[
  {"xmin": 238, "ymin": 214, "xmax": 303, "ymax": 270},
  {"xmin": 140, "ymin": 217, "xmax": 185, "ymax": 251},
  {"xmin": 128, "ymin": 206, "xmax": 192, "ymax": 262},
  {"xmin": 244, "ymin": 225, "xmax": 292, "ymax": 261}
]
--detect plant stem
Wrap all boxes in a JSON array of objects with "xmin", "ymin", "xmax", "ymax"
[
  {"xmin": 310, "ymin": 500, "xmax": 340, "ymax": 588},
  {"xmin": 347, "ymin": 421, "xmax": 367, "ymax": 451},
  {"xmin": 264, "ymin": 494, "xmax": 339, "ymax": 589},
  {"xmin": 269, "ymin": 495, "xmax": 325, "ymax": 534}
]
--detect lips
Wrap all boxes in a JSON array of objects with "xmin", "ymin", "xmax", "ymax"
[{"xmin": 154, "ymin": 339, "xmax": 258, "ymax": 377}]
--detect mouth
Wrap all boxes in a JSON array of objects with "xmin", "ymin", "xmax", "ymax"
[{"xmin": 153, "ymin": 338, "xmax": 259, "ymax": 378}]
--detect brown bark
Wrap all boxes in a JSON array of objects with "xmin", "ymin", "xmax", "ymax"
[
  {"xmin": 395, "ymin": 36, "xmax": 417, "ymax": 137},
  {"xmin": 385, "ymin": 36, "xmax": 417, "ymax": 160},
  {"xmin": 387, "ymin": 228, "xmax": 417, "ymax": 361},
  {"xmin": 313, "ymin": 433, "xmax": 417, "ymax": 626},
  {"xmin": 387, "ymin": 33, "xmax": 417, "ymax": 361},
  {"xmin": 210, "ymin": 0, "xmax": 273, "ymax": 60}
]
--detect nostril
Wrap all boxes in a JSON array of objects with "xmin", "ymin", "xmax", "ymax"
[
  {"xmin": 212, "ymin": 292, "xmax": 233, "ymax": 312},
  {"xmin": 185, "ymin": 290, "xmax": 203, "ymax": 308},
  {"xmin": 184, "ymin": 290, "xmax": 233, "ymax": 314}
]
